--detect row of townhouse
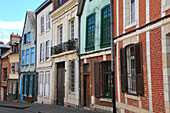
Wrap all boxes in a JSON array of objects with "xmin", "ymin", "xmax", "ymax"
[{"xmin": 0, "ymin": 0, "xmax": 170, "ymax": 112}]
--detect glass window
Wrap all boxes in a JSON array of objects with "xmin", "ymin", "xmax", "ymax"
[
  {"xmin": 70, "ymin": 61, "xmax": 75, "ymax": 92},
  {"xmin": 15, "ymin": 62, "xmax": 18, "ymax": 74},
  {"xmin": 101, "ymin": 5, "xmax": 111, "ymax": 46},
  {"xmin": 21, "ymin": 50, "xmax": 25, "ymax": 66},
  {"xmin": 24, "ymin": 76, "xmax": 27, "ymax": 95},
  {"xmin": 31, "ymin": 47, "xmax": 35, "ymax": 65},
  {"xmin": 9, "ymin": 81, "xmax": 12, "ymax": 93},
  {"xmin": 60, "ymin": 0, "xmax": 62, "ymax": 4},
  {"xmin": 71, "ymin": 20, "xmax": 75, "ymax": 40},
  {"xmin": 126, "ymin": 46, "xmax": 136, "ymax": 94},
  {"xmin": 45, "ymin": 71, "xmax": 50, "ymax": 97},
  {"xmin": 59, "ymin": 26, "xmax": 62, "ymax": 44},
  {"xmin": 26, "ymin": 49, "xmax": 29, "ymax": 65},
  {"xmin": 41, "ymin": 15, "xmax": 44, "ymax": 33},
  {"xmin": 11, "ymin": 63, "xmax": 14, "ymax": 74},
  {"xmin": 86, "ymin": 14, "xmax": 95, "ymax": 50},
  {"xmin": 131, "ymin": 0, "xmax": 135, "ymax": 23},
  {"xmin": 13, "ymin": 81, "xmax": 16, "ymax": 94},
  {"xmin": 46, "ymin": 11, "xmax": 50, "ymax": 30},
  {"xmin": 103, "ymin": 61, "xmax": 112, "ymax": 98},
  {"xmin": 46, "ymin": 41, "xmax": 50, "ymax": 60},
  {"xmin": 29, "ymin": 75, "xmax": 33, "ymax": 96}
]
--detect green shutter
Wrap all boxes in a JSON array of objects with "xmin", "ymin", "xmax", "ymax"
[
  {"xmin": 26, "ymin": 75, "xmax": 30, "ymax": 95},
  {"xmin": 32, "ymin": 74, "xmax": 35, "ymax": 97}
]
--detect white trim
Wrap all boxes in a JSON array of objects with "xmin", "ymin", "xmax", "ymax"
[
  {"xmin": 116, "ymin": 43, "xmax": 120, "ymax": 102},
  {"xmin": 146, "ymin": 31, "xmax": 153, "ymax": 111},
  {"xmin": 146, "ymin": 0, "xmax": 150, "ymax": 23}
]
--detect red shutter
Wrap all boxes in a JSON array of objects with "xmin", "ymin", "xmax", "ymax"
[
  {"xmin": 120, "ymin": 48, "xmax": 127, "ymax": 93},
  {"xmin": 94, "ymin": 62, "xmax": 100, "ymax": 98},
  {"xmin": 135, "ymin": 42, "xmax": 144, "ymax": 96}
]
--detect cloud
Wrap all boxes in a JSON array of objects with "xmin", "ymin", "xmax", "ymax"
[{"xmin": 0, "ymin": 19, "xmax": 24, "ymax": 31}]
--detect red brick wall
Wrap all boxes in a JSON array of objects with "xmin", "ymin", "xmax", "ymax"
[
  {"xmin": 150, "ymin": 27, "xmax": 165, "ymax": 113},
  {"xmin": 150, "ymin": 0, "xmax": 161, "ymax": 22},
  {"xmin": 1, "ymin": 57, "xmax": 10, "ymax": 84}
]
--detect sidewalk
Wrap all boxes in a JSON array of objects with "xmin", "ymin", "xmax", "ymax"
[{"xmin": 0, "ymin": 101, "xmax": 31, "ymax": 109}]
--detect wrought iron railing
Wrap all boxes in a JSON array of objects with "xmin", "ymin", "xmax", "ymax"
[{"xmin": 51, "ymin": 38, "xmax": 78, "ymax": 56}]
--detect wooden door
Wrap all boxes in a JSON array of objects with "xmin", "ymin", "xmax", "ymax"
[
  {"xmin": 57, "ymin": 62, "xmax": 65, "ymax": 105},
  {"xmin": 83, "ymin": 75, "xmax": 90, "ymax": 107},
  {"xmin": 4, "ymin": 88, "xmax": 7, "ymax": 101}
]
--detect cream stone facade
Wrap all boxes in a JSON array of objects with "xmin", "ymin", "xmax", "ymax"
[
  {"xmin": 50, "ymin": 0, "xmax": 79, "ymax": 107},
  {"xmin": 35, "ymin": 2, "xmax": 53, "ymax": 104}
]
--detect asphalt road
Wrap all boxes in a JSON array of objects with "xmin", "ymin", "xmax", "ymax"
[{"xmin": 0, "ymin": 103, "xmax": 111, "ymax": 113}]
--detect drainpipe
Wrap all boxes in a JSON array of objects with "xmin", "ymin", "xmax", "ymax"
[
  {"xmin": 78, "ymin": 0, "xmax": 82, "ymax": 109},
  {"xmin": 110, "ymin": 0, "xmax": 116, "ymax": 112}
]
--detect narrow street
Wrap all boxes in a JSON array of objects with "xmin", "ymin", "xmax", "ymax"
[{"xmin": 0, "ymin": 102, "xmax": 111, "ymax": 113}]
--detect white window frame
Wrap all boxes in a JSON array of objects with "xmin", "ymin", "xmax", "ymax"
[
  {"xmin": 130, "ymin": 0, "xmax": 135, "ymax": 23},
  {"xmin": 31, "ymin": 47, "xmax": 35, "ymax": 65},
  {"xmin": 41, "ymin": 15, "xmax": 44, "ymax": 33},
  {"xmin": 46, "ymin": 11, "xmax": 50, "ymax": 30},
  {"xmin": 11, "ymin": 63, "xmax": 14, "ymax": 74},
  {"xmin": 46, "ymin": 41, "xmax": 50, "ymax": 60},
  {"xmin": 45, "ymin": 71, "xmax": 50, "ymax": 97},
  {"xmin": 70, "ymin": 61, "xmax": 75, "ymax": 93},
  {"xmin": 9, "ymin": 81, "xmax": 12, "ymax": 93},
  {"xmin": 15, "ymin": 62, "xmax": 18, "ymax": 74},
  {"xmin": 126, "ymin": 46, "xmax": 136, "ymax": 94},
  {"xmin": 39, "ymin": 72, "xmax": 44, "ymax": 96},
  {"xmin": 13, "ymin": 81, "xmax": 16, "ymax": 94},
  {"xmin": 70, "ymin": 19, "xmax": 75, "ymax": 40}
]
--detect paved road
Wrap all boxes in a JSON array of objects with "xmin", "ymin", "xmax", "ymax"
[{"xmin": 0, "ymin": 103, "xmax": 111, "ymax": 113}]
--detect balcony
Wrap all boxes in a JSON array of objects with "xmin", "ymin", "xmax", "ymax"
[{"xmin": 51, "ymin": 38, "xmax": 78, "ymax": 56}]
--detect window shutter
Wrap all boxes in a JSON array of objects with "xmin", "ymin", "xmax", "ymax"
[
  {"xmin": 120, "ymin": 48, "xmax": 127, "ymax": 93},
  {"xmin": 94, "ymin": 62, "xmax": 100, "ymax": 98},
  {"xmin": 32, "ymin": 74, "xmax": 35, "ymax": 97},
  {"xmin": 135, "ymin": 42, "xmax": 144, "ymax": 96},
  {"xmin": 26, "ymin": 75, "xmax": 30, "ymax": 95},
  {"xmin": 22, "ymin": 76, "xmax": 25, "ymax": 94}
]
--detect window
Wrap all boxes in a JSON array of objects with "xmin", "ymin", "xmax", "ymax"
[
  {"xmin": 120, "ymin": 43, "xmax": 144, "ymax": 96},
  {"xmin": 31, "ymin": 47, "xmax": 35, "ymax": 65},
  {"xmin": 9, "ymin": 81, "xmax": 12, "ymax": 93},
  {"xmin": 103, "ymin": 61, "xmax": 112, "ymax": 98},
  {"xmin": 86, "ymin": 13, "xmax": 95, "ymax": 51},
  {"xmin": 59, "ymin": 26, "xmax": 62, "ymax": 44},
  {"xmin": 13, "ymin": 81, "xmax": 16, "ymax": 94},
  {"xmin": 101, "ymin": 5, "xmax": 111, "ymax": 47},
  {"xmin": 130, "ymin": 0, "xmax": 135, "ymax": 23},
  {"xmin": 126, "ymin": 46, "xmax": 136, "ymax": 94},
  {"xmin": 39, "ymin": 72, "xmax": 44, "ymax": 96},
  {"xmin": 15, "ymin": 62, "xmax": 18, "ymax": 74},
  {"xmin": 83, "ymin": 64, "xmax": 90, "ymax": 73},
  {"xmin": 29, "ymin": 75, "xmax": 33, "ymax": 96},
  {"xmin": 21, "ymin": 50, "xmax": 25, "ymax": 66},
  {"xmin": 46, "ymin": 11, "xmax": 50, "ymax": 30},
  {"xmin": 70, "ymin": 61, "xmax": 75, "ymax": 92},
  {"xmin": 11, "ymin": 63, "xmax": 14, "ymax": 74},
  {"xmin": 3, "ymin": 68, "xmax": 7, "ymax": 81},
  {"xmin": 45, "ymin": 71, "xmax": 50, "ymax": 97},
  {"xmin": 23, "ymin": 32, "xmax": 31, "ymax": 44},
  {"xmin": 41, "ymin": 15, "xmax": 44, "ymax": 33},
  {"xmin": 70, "ymin": 20, "xmax": 75, "ymax": 39},
  {"xmin": 46, "ymin": 41, "xmax": 50, "ymax": 60},
  {"xmin": 25, "ymin": 49, "xmax": 29, "ymax": 65},
  {"xmin": 40, "ymin": 43, "xmax": 44, "ymax": 62}
]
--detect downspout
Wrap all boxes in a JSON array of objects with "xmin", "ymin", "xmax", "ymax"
[
  {"xmin": 110, "ymin": 0, "xmax": 116, "ymax": 113},
  {"xmin": 78, "ymin": 0, "xmax": 82, "ymax": 109},
  {"xmin": 18, "ymin": 39, "xmax": 21, "ymax": 101}
]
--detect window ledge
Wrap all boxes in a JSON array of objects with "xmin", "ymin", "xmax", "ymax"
[
  {"xmin": 39, "ymin": 32, "xmax": 45, "ymax": 36},
  {"xmin": 100, "ymin": 98, "xmax": 112, "ymax": 103},
  {"xmin": 46, "ymin": 28, "xmax": 51, "ymax": 33},
  {"xmin": 125, "ymin": 93, "xmax": 141, "ymax": 101},
  {"xmin": 163, "ymin": 4, "xmax": 170, "ymax": 12},
  {"xmin": 124, "ymin": 22, "xmax": 136, "ymax": 30}
]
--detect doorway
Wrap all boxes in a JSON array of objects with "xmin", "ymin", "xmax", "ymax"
[
  {"xmin": 4, "ymin": 87, "xmax": 7, "ymax": 101},
  {"xmin": 83, "ymin": 75, "xmax": 90, "ymax": 107},
  {"xmin": 56, "ymin": 62, "xmax": 65, "ymax": 105}
]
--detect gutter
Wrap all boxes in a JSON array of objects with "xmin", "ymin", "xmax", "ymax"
[
  {"xmin": 78, "ymin": 0, "xmax": 82, "ymax": 109},
  {"xmin": 110, "ymin": 0, "xmax": 116, "ymax": 113}
]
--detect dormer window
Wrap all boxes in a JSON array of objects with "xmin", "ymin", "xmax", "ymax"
[{"xmin": 23, "ymin": 32, "xmax": 31, "ymax": 44}]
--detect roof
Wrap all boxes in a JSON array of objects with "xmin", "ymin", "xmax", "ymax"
[
  {"xmin": 0, "ymin": 44, "xmax": 10, "ymax": 49},
  {"xmin": 77, "ymin": 0, "xmax": 85, "ymax": 16},
  {"xmin": 35, "ymin": 0, "xmax": 52, "ymax": 14},
  {"xmin": 1, "ymin": 50, "xmax": 12, "ymax": 59},
  {"xmin": 22, "ymin": 11, "xmax": 36, "ymax": 38}
]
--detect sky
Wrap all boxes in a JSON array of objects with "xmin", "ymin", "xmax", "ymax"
[{"xmin": 0, "ymin": 0, "xmax": 45, "ymax": 44}]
